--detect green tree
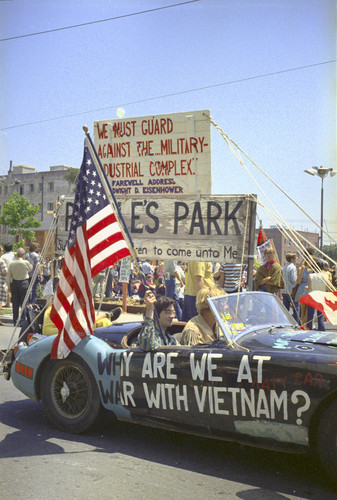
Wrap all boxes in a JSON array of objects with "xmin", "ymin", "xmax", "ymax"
[
  {"xmin": 0, "ymin": 191, "xmax": 41, "ymax": 243},
  {"xmin": 323, "ymin": 244, "xmax": 337, "ymax": 263},
  {"xmin": 64, "ymin": 167, "xmax": 79, "ymax": 189}
]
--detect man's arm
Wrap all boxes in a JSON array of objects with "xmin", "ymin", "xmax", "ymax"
[
  {"xmin": 173, "ymin": 270, "xmax": 184, "ymax": 287},
  {"xmin": 254, "ymin": 266, "xmax": 270, "ymax": 290},
  {"xmin": 6, "ymin": 266, "xmax": 12, "ymax": 286},
  {"xmin": 137, "ymin": 291, "xmax": 161, "ymax": 351},
  {"xmin": 218, "ymin": 272, "xmax": 225, "ymax": 289},
  {"xmin": 195, "ymin": 275, "xmax": 204, "ymax": 291}
]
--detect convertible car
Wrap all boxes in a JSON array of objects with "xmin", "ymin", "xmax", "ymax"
[{"xmin": 3, "ymin": 291, "xmax": 337, "ymax": 483}]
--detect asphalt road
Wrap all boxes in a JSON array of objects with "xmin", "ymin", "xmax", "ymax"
[{"xmin": 1, "ymin": 325, "xmax": 336, "ymax": 500}]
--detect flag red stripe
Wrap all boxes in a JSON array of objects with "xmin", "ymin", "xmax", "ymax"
[
  {"xmin": 92, "ymin": 247, "xmax": 131, "ymax": 276},
  {"xmin": 89, "ymin": 230, "xmax": 127, "ymax": 261},
  {"xmin": 73, "ymin": 225, "xmax": 95, "ymax": 322},
  {"xmin": 87, "ymin": 212, "xmax": 117, "ymax": 239}
]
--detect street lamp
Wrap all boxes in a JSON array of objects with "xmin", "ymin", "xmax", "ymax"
[{"xmin": 304, "ymin": 166, "xmax": 337, "ymax": 251}]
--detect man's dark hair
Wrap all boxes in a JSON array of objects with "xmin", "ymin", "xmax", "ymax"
[
  {"xmin": 285, "ymin": 252, "xmax": 296, "ymax": 263},
  {"xmin": 4, "ymin": 243, "xmax": 12, "ymax": 252},
  {"xmin": 155, "ymin": 296, "xmax": 175, "ymax": 315}
]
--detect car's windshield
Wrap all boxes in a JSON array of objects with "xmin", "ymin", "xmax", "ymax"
[{"xmin": 207, "ymin": 291, "xmax": 297, "ymax": 342}]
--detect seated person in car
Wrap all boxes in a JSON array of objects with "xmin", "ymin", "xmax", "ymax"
[
  {"xmin": 42, "ymin": 303, "xmax": 122, "ymax": 336},
  {"xmin": 180, "ymin": 287, "xmax": 225, "ymax": 345},
  {"xmin": 137, "ymin": 290, "xmax": 179, "ymax": 351}
]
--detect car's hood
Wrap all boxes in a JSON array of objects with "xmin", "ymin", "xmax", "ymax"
[
  {"xmin": 283, "ymin": 329, "xmax": 337, "ymax": 347},
  {"xmin": 240, "ymin": 327, "xmax": 337, "ymax": 351}
]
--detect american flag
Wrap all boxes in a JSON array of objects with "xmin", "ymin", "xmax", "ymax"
[{"xmin": 50, "ymin": 137, "xmax": 131, "ymax": 359}]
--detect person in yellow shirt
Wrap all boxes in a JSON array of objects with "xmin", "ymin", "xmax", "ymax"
[
  {"xmin": 182, "ymin": 261, "xmax": 214, "ymax": 321},
  {"xmin": 42, "ymin": 304, "xmax": 122, "ymax": 336}
]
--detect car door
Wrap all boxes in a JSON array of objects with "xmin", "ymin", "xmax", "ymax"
[
  {"xmin": 120, "ymin": 344, "xmax": 215, "ymax": 434},
  {"xmin": 208, "ymin": 344, "xmax": 293, "ymax": 444}
]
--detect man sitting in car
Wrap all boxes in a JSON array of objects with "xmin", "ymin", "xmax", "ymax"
[
  {"xmin": 180, "ymin": 286, "xmax": 225, "ymax": 345},
  {"xmin": 137, "ymin": 290, "xmax": 179, "ymax": 351}
]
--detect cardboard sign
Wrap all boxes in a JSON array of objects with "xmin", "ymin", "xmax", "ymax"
[
  {"xmin": 94, "ymin": 110, "xmax": 211, "ymax": 196},
  {"xmin": 119, "ymin": 257, "xmax": 131, "ymax": 283}
]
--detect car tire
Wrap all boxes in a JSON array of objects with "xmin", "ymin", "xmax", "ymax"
[
  {"xmin": 40, "ymin": 355, "xmax": 101, "ymax": 433},
  {"xmin": 317, "ymin": 399, "xmax": 337, "ymax": 484}
]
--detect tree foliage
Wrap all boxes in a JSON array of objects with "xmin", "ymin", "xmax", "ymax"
[
  {"xmin": 64, "ymin": 167, "xmax": 79, "ymax": 184},
  {"xmin": 323, "ymin": 244, "xmax": 337, "ymax": 263},
  {"xmin": 0, "ymin": 191, "xmax": 41, "ymax": 241}
]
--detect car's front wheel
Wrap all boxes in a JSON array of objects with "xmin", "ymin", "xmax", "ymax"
[
  {"xmin": 41, "ymin": 355, "xmax": 101, "ymax": 433},
  {"xmin": 317, "ymin": 398, "xmax": 337, "ymax": 484}
]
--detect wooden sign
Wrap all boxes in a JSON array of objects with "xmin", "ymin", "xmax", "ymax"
[
  {"xmin": 116, "ymin": 195, "xmax": 256, "ymax": 263},
  {"xmin": 55, "ymin": 195, "xmax": 256, "ymax": 266}
]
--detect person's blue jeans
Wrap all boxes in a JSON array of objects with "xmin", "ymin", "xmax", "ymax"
[
  {"xmin": 165, "ymin": 276, "xmax": 182, "ymax": 320},
  {"xmin": 182, "ymin": 294, "xmax": 197, "ymax": 322},
  {"xmin": 307, "ymin": 305, "xmax": 325, "ymax": 331},
  {"xmin": 28, "ymin": 277, "xmax": 38, "ymax": 304}
]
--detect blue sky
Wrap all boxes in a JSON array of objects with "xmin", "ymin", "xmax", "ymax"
[{"xmin": 0, "ymin": 0, "xmax": 336, "ymax": 243}]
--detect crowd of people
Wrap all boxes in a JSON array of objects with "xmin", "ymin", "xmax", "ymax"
[
  {"xmin": 254, "ymin": 246, "xmax": 336, "ymax": 331},
  {"xmin": 0, "ymin": 241, "xmax": 336, "ymax": 338},
  {"xmin": 136, "ymin": 248, "xmax": 337, "ymax": 351}
]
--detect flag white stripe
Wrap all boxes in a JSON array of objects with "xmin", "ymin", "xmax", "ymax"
[
  {"xmin": 53, "ymin": 294, "xmax": 69, "ymax": 325},
  {"xmin": 91, "ymin": 240, "xmax": 130, "ymax": 269},
  {"xmin": 86, "ymin": 204, "xmax": 113, "ymax": 230},
  {"xmin": 88, "ymin": 222, "xmax": 122, "ymax": 249}
]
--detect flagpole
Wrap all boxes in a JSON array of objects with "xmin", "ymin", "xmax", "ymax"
[
  {"xmin": 82, "ymin": 126, "xmax": 167, "ymax": 345},
  {"xmin": 83, "ymin": 126, "xmax": 137, "ymax": 260}
]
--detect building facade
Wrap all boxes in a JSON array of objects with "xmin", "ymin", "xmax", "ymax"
[
  {"xmin": 263, "ymin": 226, "xmax": 320, "ymax": 266},
  {"xmin": 0, "ymin": 163, "xmax": 76, "ymax": 257}
]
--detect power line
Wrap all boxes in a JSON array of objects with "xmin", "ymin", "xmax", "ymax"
[
  {"xmin": 0, "ymin": 1, "xmax": 200, "ymax": 42},
  {"xmin": 1, "ymin": 59, "xmax": 335, "ymax": 131}
]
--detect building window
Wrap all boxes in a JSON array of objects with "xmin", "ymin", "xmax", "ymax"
[
  {"xmin": 19, "ymin": 186, "xmax": 24, "ymax": 195},
  {"xmin": 38, "ymin": 183, "xmax": 43, "ymax": 192},
  {"xmin": 48, "ymin": 182, "xmax": 54, "ymax": 192},
  {"xmin": 30, "ymin": 184, "xmax": 35, "ymax": 193},
  {"xmin": 4, "ymin": 186, "xmax": 7, "ymax": 195},
  {"xmin": 47, "ymin": 202, "xmax": 54, "ymax": 211}
]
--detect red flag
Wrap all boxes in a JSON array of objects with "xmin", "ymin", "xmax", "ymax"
[
  {"xmin": 50, "ymin": 137, "xmax": 131, "ymax": 359},
  {"xmin": 257, "ymin": 227, "xmax": 267, "ymax": 246},
  {"xmin": 300, "ymin": 291, "xmax": 337, "ymax": 325}
]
